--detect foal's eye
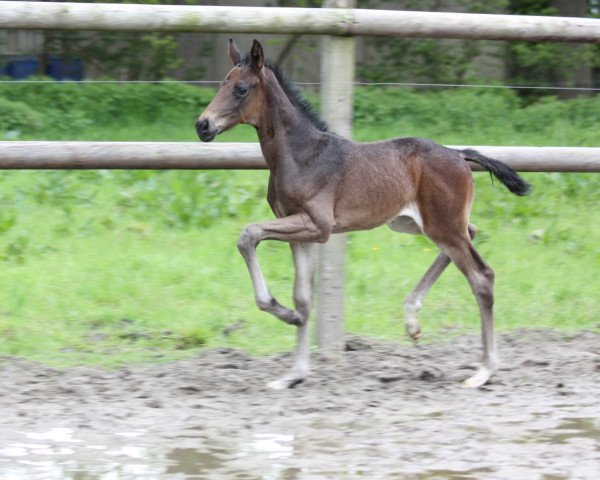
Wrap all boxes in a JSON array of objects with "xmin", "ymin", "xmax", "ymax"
[{"xmin": 236, "ymin": 85, "xmax": 249, "ymax": 97}]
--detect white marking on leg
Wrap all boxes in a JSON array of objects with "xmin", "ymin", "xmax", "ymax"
[
  {"xmin": 403, "ymin": 252, "xmax": 452, "ymax": 341},
  {"xmin": 268, "ymin": 243, "xmax": 317, "ymax": 389},
  {"xmin": 267, "ymin": 323, "xmax": 310, "ymax": 390},
  {"xmin": 461, "ymin": 366, "xmax": 495, "ymax": 389}
]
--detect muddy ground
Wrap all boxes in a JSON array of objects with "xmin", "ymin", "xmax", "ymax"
[{"xmin": 0, "ymin": 329, "xmax": 598, "ymax": 479}]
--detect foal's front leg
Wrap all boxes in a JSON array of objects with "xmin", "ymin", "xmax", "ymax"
[
  {"xmin": 237, "ymin": 213, "xmax": 329, "ymax": 388},
  {"xmin": 267, "ymin": 242, "xmax": 318, "ymax": 390}
]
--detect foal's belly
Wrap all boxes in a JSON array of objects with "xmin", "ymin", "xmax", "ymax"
[{"xmin": 332, "ymin": 199, "xmax": 415, "ymax": 233}]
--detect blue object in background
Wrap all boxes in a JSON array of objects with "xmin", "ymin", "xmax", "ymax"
[
  {"xmin": 6, "ymin": 57, "xmax": 40, "ymax": 79},
  {"xmin": 4, "ymin": 56, "xmax": 84, "ymax": 80},
  {"xmin": 45, "ymin": 56, "xmax": 84, "ymax": 81}
]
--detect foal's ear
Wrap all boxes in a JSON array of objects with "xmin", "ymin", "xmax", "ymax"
[
  {"xmin": 250, "ymin": 39, "xmax": 264, "ymax": 72},
  {"xmin": 228, "ymin": 37, "xmax": 241, "ymax": 65}
]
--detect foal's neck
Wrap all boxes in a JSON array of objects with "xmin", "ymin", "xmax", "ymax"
[{"xmin": 255, "ymin": 70, "xmax": 322, "ymax": 171}]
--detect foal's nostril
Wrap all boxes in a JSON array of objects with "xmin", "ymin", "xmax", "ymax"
[{"xmin": 196, "ymin": 119, "xmax": 209, "ymax": 136}]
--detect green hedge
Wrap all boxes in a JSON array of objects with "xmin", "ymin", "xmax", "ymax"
[
  {"xmin": 1, "ymin": 79, "xmax": 599, "ymax": 145},
  {"xmin": 0, "ymin": 97, "xmax": 46, "ymax": 133},
  {"xmin": 0, "ymin": 78, "xmax": 216, "ymax": 135},
  {"xmin": 353, "ymin": 87, "xmax": 600, "ymax": 145}
]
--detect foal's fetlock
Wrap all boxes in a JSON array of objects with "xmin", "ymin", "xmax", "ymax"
[
  {"xmin": 404, "ymin": 305, "xmax": 422, "ymax": 342},
  {"xmin": 256, "ymin": 295, "xmax": 278, "ymax": 312}
]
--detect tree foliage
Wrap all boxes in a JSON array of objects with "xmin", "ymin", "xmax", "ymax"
[
  {"xmin": 356, "ymin": 0, "xmax": 508, "ymax": 84},
  {"xmin": 41, "ymin": 0, "xmax": 197, "ymax": 80},
  {"xmin": 355, "ymin": 0, "xmax": 599, "ymax": 95},
  {"xmin": 506, "ymin": 0, "xmax": 598, "ymax": 97}
]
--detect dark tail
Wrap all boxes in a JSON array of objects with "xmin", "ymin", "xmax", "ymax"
[{"xmin": 460, "ymin": 148, "xmax": 532, "ymax": 196}]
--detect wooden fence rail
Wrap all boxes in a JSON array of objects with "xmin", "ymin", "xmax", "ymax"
[
  {"xmin": 1, "ymin": 142, "xmax": 599, "ymax": 172},
  {"xmin": 1, "ymin": 2, "xmax": 600, "ymax": 43}
]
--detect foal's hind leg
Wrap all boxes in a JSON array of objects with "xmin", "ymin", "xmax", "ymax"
[
  {"xmin": 267, "ymin": 242, "xmax": 318, "ymax": 390},
  {"xmin": 404, "ymin": 252, "xmax": 451, "ymax": 342},
  {"xmin": 404, "ymin": 225, "xmax": 477, "ymax": 342},
  {"xmin": 432, "ymin": 230, "xmax": 498, "ymax": 388}
]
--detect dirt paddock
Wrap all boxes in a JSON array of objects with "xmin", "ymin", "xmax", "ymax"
[{"xmin": 0, "ymin": 329, "xmax": 598, "ymax": 479}]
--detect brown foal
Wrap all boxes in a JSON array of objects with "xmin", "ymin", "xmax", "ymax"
[{"xmin": 197, "ymin": 39, "xmax": 531, "ymax": 390}]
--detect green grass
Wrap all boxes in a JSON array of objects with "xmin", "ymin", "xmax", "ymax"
[{"xmin": 0, "ymin": 85, "xmax": 599, "ymax": 366}]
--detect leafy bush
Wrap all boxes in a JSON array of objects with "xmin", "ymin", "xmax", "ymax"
[
  {"xmin": 0, "ymin": 97, "xmax": 45, "ymax": 133},
  {"xmin": 354, "ymin": 87, "xmax": 600, "ymax": 146},
  {"xmin": 0, "ymin": 78, "xmax": 215, "ymax": 135},
  {"xmin": 114, "ymin": 171, "xmax": 265, "ymax": 228},
  {"xmin": 2, "ymin": 78, "xmax": 598, "ymax": 143},
  {"xmin": 354, "ymin": 87, "xmax": 520, "ymax": 125}
]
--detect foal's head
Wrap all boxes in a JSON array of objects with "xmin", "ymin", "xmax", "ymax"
[{"xmin": 196, "ymin": 38, "xmax": 266, "ymax": 142}]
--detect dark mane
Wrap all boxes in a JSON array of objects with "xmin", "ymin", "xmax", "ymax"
[{"xmin": 241, "ymin": 53, "xmax": 328, "ymax": 132}]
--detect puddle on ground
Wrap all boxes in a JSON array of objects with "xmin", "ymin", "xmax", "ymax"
[
  {"xmin": 1, "ymin": 415, "xmax": 598, "ymax": 479},
  {"xmin": 519, "ymin": 417, "xmax": 600, "ymax": 446},
  {"xmin": 0, "ymin": 428, "xmax": 298, "ymax": 479}
]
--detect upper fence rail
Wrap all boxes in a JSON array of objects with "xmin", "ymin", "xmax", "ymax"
[{"xmin": 1, "ymin": 2, "xmax": 600, "ymax": 43}]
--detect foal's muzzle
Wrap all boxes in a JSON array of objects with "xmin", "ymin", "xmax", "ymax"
[{"xmin": 196, "ymin": 118, "xmax": 217, "ymax": 142}]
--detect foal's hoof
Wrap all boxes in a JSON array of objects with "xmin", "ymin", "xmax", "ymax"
[
  {"xmin": 410, "ymin": 330, "xmax": 422, "ymax": 343},
  {"xmin": 461, "ymin": 367, "xmax": 494, "ymax": 389},
  {"xmin": 287, "ymin": 311, "xmax": 304, "ymax": 327},
  {"xmin": 267, "ymin": 377, "xmax": 304, "ymax": 390},
  {"xmin": 406, "ymin": 325, "xmax": 422, "ymax": 343}
]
